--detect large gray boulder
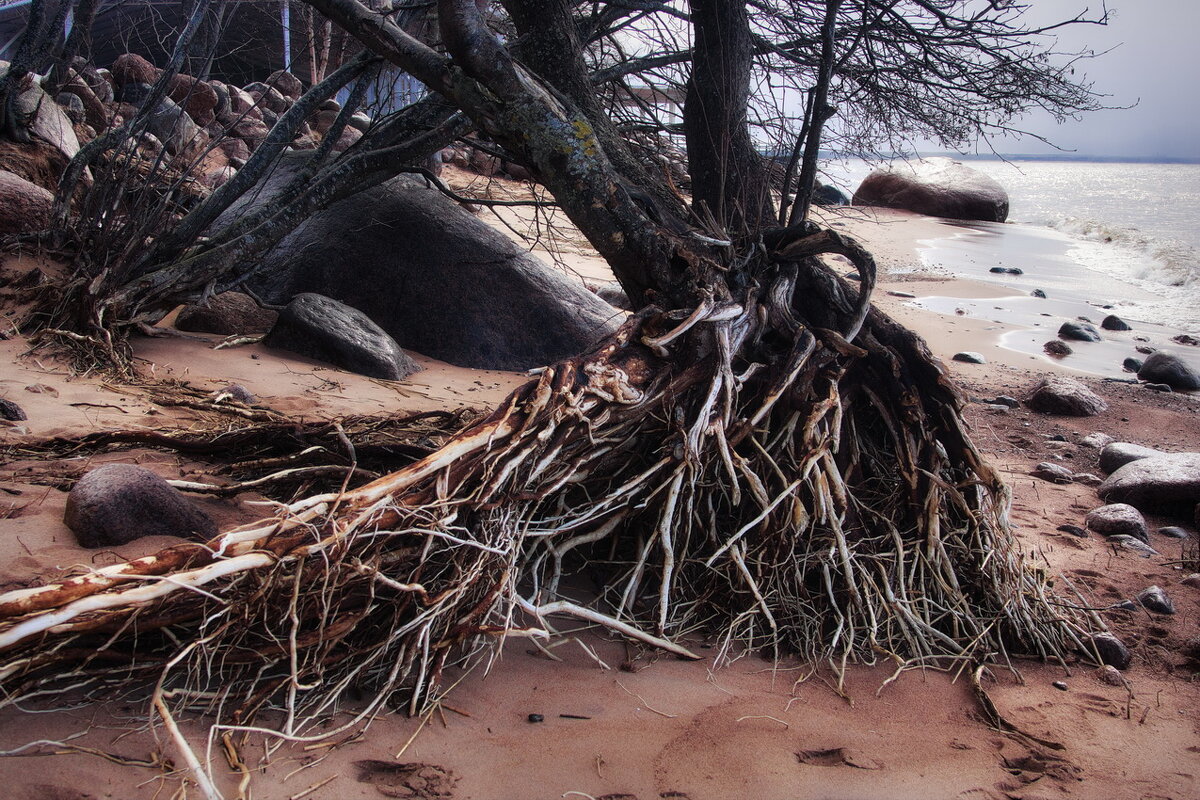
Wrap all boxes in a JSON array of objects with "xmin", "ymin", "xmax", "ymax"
[
  {"xmin": 1024, "ymin": 376, "xmax": 1107, "ymax": 416},
  {"xmin": 64, "ymin": 463, "xmax": 217, "ymax": 548},
  {"xmin": 0, "ymin": 62, "xmax": 81, "ymax": 162},
  {"xmin": 1137, "ymin": 352, "xmax": 1200, "ymax": 392},
  {"xmin": 852, "ymin": 158, "xmax": 1009, "ymax": 222},
  {"xmin": 1085, "ymin": 503, "xmax": 1148, "ymax": 542},
  {"xmin": 1098, "ymin": 453, "xmax": 1200, "ymax": 511},
  {"xmin": 1099, "ymin": 442, "xmax": 1165, "ymax": 474},
  {"xmin": 0, "ymin": 169, "xmax": 53, "ymax": 235},
  {"xmin": 229, "ymin": 153, "xmax": 621, "ymax": 370},
  {"xmin": 264, "ymin": 293, "xmax": 422, "ymax": 381}
]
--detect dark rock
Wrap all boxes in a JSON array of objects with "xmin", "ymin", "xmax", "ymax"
[
  {"xmin": 1137, "ymin": 352, "xmax": 1200, "ymax": 392},
  {"xmin": 1101, "ymin": 314, "xmax": 1131, "ymax": 331},
  {"xmin": 987, "ymin": 395, "xmax": 1020, "ymax": 408},
  {"xmin": 812, "ymin": 183, "xmax": 850, "ymax": 206},
  {"xmin": 0, "ymin": 65, "xmax": 81, "ymax": 162},
  {"xmin": 989, "ymin": 267, "xmax": 1023, "ymax": 275},
  {"xmin": 1108, "ymin": 600, "xmax": 1138, "ymax": 611},
  {"xmin": 502, "ymin": 161, "xmax": 533, "ymax": 182},
  {"xmin": 1052, "ymin": 681, "xmax": 1068, "ymax": 691},
  {"xmin": 1032, "ymin": 462, "xmax": 1074, "ymax": 484},
  {"xmin": 886, "ymin": 290, "xmax": 916, "ymax": 298},
  {"xmin": 1058, "ymin": 321, "xmax": 1103, "ymax": 342},
  {"xmin": 1079, "ymin": 432, "xmax": 1114, "ymax": 450},
  {"xmin": 1135, "ymin": 345, "xmax": 1155, "ymax": 355},
  {"xmin": 1043, "ymin": 340, "xmax": 1072, "ymax": 357},
  {"xmin": 0, "ymin": 397, "xmax": 27, "ymax": 421},
  {"xmin": 267, "ymin": 70, "xmax": 304, "ymax": 100},
  {"xmin": 209, "ymin": 80, "xmax": 231, "ymax": 118},
  {"xmin": 228, "ymin": 155, "xmax": 621, "ymax": 370},
  {"xmin": 845, "ymin": 272, "xmax": 861, "ymax": 281},
  {"xmin": 244, "ymin": 82, "xmax": 289, "ymax": 114},
  {"xmin": 1135, "ymin": 585, "xmax": 1175, "ymax": 615},
  {"xmin": 1181, "ymin": 574, "xmax": 1200, "ymax": 588},
  {"xmin": 1123, "ymin": 357, "xmax": 1143, "ymax": 373},
  {"xmin": 952, "ymin": 351, "xmax": 986, "ymax": 364},
  {"xmin": 54, "ymin": 92, "xmax": 86, "ymax": 123},
  {"xmin": 214, "ymin": 383, "xmax": 256, "ymax": 404},
  {"xmin": 1144, "ymin": 383, "xmax": 1173, "ymax": 392},
  {"xmin": 1049, "ymin": 433, "xmax": 1068, "ymax": 442},
  {"xmin": 1107, "ymin": 535, "xmax": 1158, "ymax": 557},
  {"xmin": 852, "ymin": 157, "xmax": 1009, "ymax": 222},
  {"xmin": 110, "ymin": 53, "xmax": 160, "ymax": 87},
  {"xmin": 1098, "ymin": 453, "xmax": 1200, "ymax": 510},
  {"xmin": 1087, "ymin": 633, "xmax": 1131, "ymax": 670},
  {"xmin": 64, "ymin": 463, "xmax": 217, "ymax": 547},
  {"xmin": 1158, "ymin": 526, "xmax": 1189, "ymax": 539},
  {"xmin": 1085, "ymin": 503, "xmax": 1148, "ymax": 541},
  {"xmin": 1056, "ymin": 524, "xmax": 1088, "ymax": 538},
  {"xmin": 1099, "ymin": 442, "xmax": 1165, "ymax": 474},
  {"xmin": 265, "ymin": 293, "xmax": 422, "ymax": 381},
  {"xmin": 1024, "ymin": 376, "xmax": 1106, "ymax": 416},
  {"xmin": 591, "ymin": 281, "xmax": 632, "ymax": 311},
  {"xmin": 0, "ymin": 169, "xmax": 53, "ymax": 236},
  {"xmin": 175, "ymin": 291, "xmax": 278, "ymax": 335},
  {"xmin": 1171, "ymin": 333, "xmax": 1199, "ymax": 346},
  {"xmin": 1031, "ymin": 289, "xmax": 1047, "ymax": 298}
]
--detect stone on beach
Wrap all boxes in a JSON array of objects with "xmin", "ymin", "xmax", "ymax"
[
  {"xmin": 64, "ymin": 463, "xmax": 217, "ymax": 548},
  {"xmin": 1137, "ymin": 352, "xmax": 1200, "ymax": 392},
  {"xmin": 0, "ymin": 397, "xmax": 27, "ymax": 421},
  {"xmin": 1135, "ymin": 586, "xmax": 1175, "ymax": 615},
  {"xmin": 1057, "ymin": 321, "xmax": 1103, "ymax": 342},
  {"xmin": 0, "ymin": 170, "xmax": 53, "ymax": 236},
  {"xmin": 1088, "ymin": 633, "xmax": 1132, "ymax": 670},
  {"xmin": 1098, "ymin": 453, "xmax": 1200, "ymax": 510},
  {"xmin": 1099, "ymin": 442, "xmax": 1164, "ymax": 474},
  {"xmin": 852, "ymin": 158, "xmax": 1009, "ymax": 222},
  {"xmin": 1043, "ymin": 340, "xmax": 1072, "ymax": 357},
  {"xmin": 1085, "ymin": 503, "xmax": 1148, "ymax": 541},
  {"xmin": 1032, "ymin": 462, "xmax": 1074, "ymax": 484},
  {"xmin": 1024, "ymin": 376, "xmax": 1107, "ymax": 416},
  {"xmin": 952, "ymin": 351, "xmax": 986, "ymax": 364},
  {"xmin": 264, "ymin": 293, "xmax": 422, "ymax": 381},
  {"xmin": 1101, "ymin": 315, "xmax": 1132, "ymax": 331}
]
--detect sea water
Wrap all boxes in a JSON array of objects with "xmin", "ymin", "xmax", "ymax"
[{"xmin": 822, "ymin": 157, "xmax": 1200, "ymax": 331}]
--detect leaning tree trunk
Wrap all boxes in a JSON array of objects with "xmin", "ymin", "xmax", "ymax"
[{"xmin": 0, "ymin": 1, "xmax": 1099, "ymax": 784}]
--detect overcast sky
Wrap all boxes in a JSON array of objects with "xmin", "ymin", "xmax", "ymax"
[{"xmin": 996, "ymin": 0, "xmax": 1200, "ymax": 159}]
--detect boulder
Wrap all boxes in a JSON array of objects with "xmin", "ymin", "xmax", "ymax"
[
  {"xmin": 591, "ymin": 281, "xmax": 632, "ymax": 311},
  {"xmin": 1087, "ymin": 633, "xmax": 1131, "ymax": 670},
  {"xmin": 227, "ymin": 85, "xmax": 259, "ymax": 116},
  {"xmin": 0, "ymin": 170, "xmax": 53, "ymax": 235},
  {"xmin": 168, "ymin": 74, "xmax": 218, "ymax": 125},
  {"xmin": 1058, "ymin": 321, "xmax": 1102, "ymax": 342},
  {"xmin": 110, "ymin": 53, "xmax": 160, "ymax": 87},
  {"xmin": 1098, "ymin": 453, "xmax": 1200, "ymax": 511},
  {"xmin": 267, "ymin": 70, "xmax": 304, "ymax": 100},
  {"xmin": 209, "ymin": 80, "xmax": 232, "ymax": 118},
  {"xmin": 175, "ymin": 291, "xmax": 278, "ymax": 335},
  {"xmin": 64, "ymin": 463, "xmax": 217, "ymax": 547},
  {"xmin": 851, "ymin": 158, "xmax": 1009, "ymax": 222},
  {"xmin": 228, "ymin": 154, "xmax": 621, "ymax": 370},
  {"xmin": 0, "ymin": 63, "xmax": 81, "ymax": 163},
  {"xmin": 1135, "ymin": 586, "xmax": 1174, "ymax": 615},
  {"xmin": 54, "ymin": 92, "xmax": 86, "ymax": 123},
  {"xmin": 1085, "ymin": 503, "xmax": 1148, "ymax": 542},
  {"xmin": 347, "ymin": 112, "xmax": 372, "ymax": 132},
  {"xmin": 1158, "ymin": 526, "xmax": 1189, "ymax": 539},
  {"xmin": 264, "ymin": 293, "xmax": 422, "ymax": 381},
  {"xmin": 1024, "ymin": 376, "xmax": 1107, "ymax": 416},
  {"xmin": 1101, "ymin": 314, "xmax": 1131, "ymax": 331},
  {"xmin": 1099, "ymin": 442, "xmax": 1164, "ymax": 474},
  {"xmin": 1137, "ymin": 352, "xmax": 1200, "ymax": 392},
  {"xmin": 1043, "ymin": 340, "xmax": 1072, "ymax": 357},
  {"xmin": 1123, "ymin": 357, "xmax": 1143, "ymax": 373},
  {"xmin": 245, "ymin": 82, "xmax": 289, "ymax": 114},
  {"xmin": 309, "ymin": 108, "xmax": 339, "ymax": 137},
  {"xmin": 200, "ymin": 164, "xmax": 238, "ymax": 189},
  {"xmin": 952, "ymin": 351, "xmax": 985, "ymax": 364},
  {"xmin": 1079, "ymin": 432, "xmax": 1114, "ymax": 450},
  {"xmin": 330, "ymin": 126, "xmax": 362, "ymax": 152}
]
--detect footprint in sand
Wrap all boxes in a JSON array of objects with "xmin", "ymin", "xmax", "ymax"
[
  {"xmin": 795, "ymin": 746, "xmax": 883, "ymax": 770},
  {"xmin": 354, "ymin": 760, "xmax": 457, "ymax": 799}
]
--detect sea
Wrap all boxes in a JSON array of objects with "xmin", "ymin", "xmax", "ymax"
[{"xmin": 820, "ymin": 157, "xmax": 1200, "ymax": 375}]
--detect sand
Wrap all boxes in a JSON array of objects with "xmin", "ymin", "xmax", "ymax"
[{"xmin": 1, "ymin": 189, "xmax": 1198, "ymax": 800}]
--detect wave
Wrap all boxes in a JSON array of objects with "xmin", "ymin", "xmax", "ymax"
[{"xmin": 1033, "ymin": 214, "xmax": 1199, "ymax": 291}]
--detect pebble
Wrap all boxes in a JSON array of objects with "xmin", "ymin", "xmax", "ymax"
[
  {"xmin": 1096, "ymin": 666, "xmax": 1125, "ymax": 686},
  {"xmin": 1136, "ymin": 585, "xmax": 1175, "ymax": 615},
  {"xmin": 1106, "ymin": 535, "xmax": 1158, "ymax": 557},
  {"xmin": 887, "ymin": 290, "xmax": 916, "ymax": 298},
  {"xmin": 0, "ymin": 398, "xmax": 26, "ymax": 421},
  {"xmin": 990, "ymin": 267, "xmax": 1023, "ymax": 275},
  {"xmin": 952, "ymin": 351, "xmax": 986, "ymax": 364},
  {"xmin": 527, "ymin": 713, "xmax": 544, "ymax": 723},
  {"xmin": 1031, "ymin": 289, "xmax": 1047, "ymax": 298},
  {"xmin": 1032, "ymin": 462, "xmax": 1074, "ymax": 483},
  {"xmin": 1089, "ymin": 632, "xmax": 1132, "ymax": 670},
  {"xmin": 1056, "ymin": 524, "xmax": 1088, "ymax": 538},
  {"xmin": 1052, "ymin": 681, "xmax": 1068, "ymax": 691}
]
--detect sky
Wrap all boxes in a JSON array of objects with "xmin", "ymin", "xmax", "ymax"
[{"xmin": 994, "ymin": 0, "xmax": 1200, "ymax": 160}]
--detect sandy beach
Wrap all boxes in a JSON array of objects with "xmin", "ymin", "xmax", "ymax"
[{"xmin": 1, "ymin": 178, "xmax": 1198, "ymax": 800}]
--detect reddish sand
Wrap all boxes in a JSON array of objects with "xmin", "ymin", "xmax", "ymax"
[{"xmin": 1, "ymin": 197, "xmax": 1197, "ymax": 799}]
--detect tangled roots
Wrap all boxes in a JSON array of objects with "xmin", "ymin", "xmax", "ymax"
[{"xmin": 0, "ymin": 238, "xmax": 1092, "ymax": 743}]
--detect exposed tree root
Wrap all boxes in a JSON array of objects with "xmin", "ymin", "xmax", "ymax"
[{"xmin": 0, "ymin": 234, "xmax": 1093, "ymax": 758}]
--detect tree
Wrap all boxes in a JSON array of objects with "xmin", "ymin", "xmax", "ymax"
[{"xmin": 1, "ymin": 0, "xmax": 1111, "ymax": 777}]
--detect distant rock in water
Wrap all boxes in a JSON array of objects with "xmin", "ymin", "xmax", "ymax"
[
  {"xmin": 1137, "ymin": 352, "xmax": 1200, "ymax": 392},
  {"xmin": 1058, "ymin": 321, "xmax": 1102, "ymax": 342},
  {"xmin": 812, "ymin": 183, "xmax": 851, "ymax": 207},
  {"xmin": 1031, "ymin": 289, "xmax": 1047, "ymax": 298},
  {"xmin": 852, "ymin": 158, "xmax": 1009, "ymax": 222},
  {"xmin": 989, "ymin": 267, "xmax": 1023, "ymax": 275}
]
